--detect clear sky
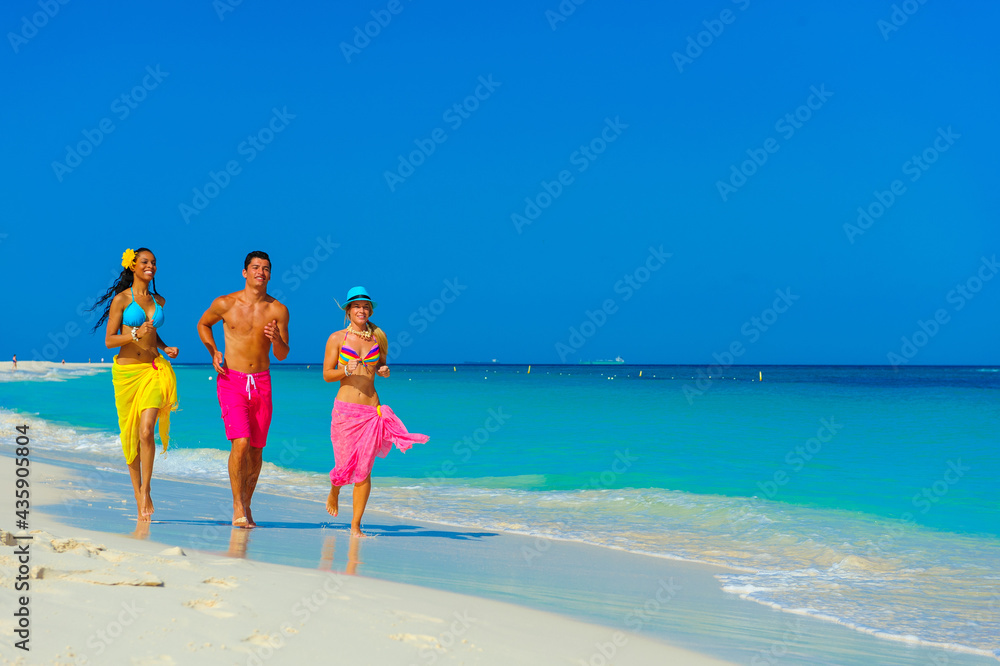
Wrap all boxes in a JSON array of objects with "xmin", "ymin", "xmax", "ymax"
[{"xmin": 2, "ymin": 0, "xmax": 997, "ymax": 365}]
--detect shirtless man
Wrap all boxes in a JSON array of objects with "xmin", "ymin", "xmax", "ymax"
[{"xmin": 197, "ymin": 251, "xmax": 289, "ymax": 527}]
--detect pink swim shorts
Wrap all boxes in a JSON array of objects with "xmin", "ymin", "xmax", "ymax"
[{"xmin": 217, "ymin": 369, "xmax": 272, "ymax": 448}]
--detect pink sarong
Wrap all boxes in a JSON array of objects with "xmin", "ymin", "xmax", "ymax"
[{"xmin": 329, "ymin": 400, "xmax": 428, "ymax": 486}]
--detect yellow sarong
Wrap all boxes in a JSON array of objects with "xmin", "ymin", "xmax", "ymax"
[{"xmin": 112, "ymin": 355, "xmax": 178, "ymax": 464}]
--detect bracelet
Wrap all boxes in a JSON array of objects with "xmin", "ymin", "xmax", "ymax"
[
  {"xmin": 344, "ymin": 366, "xmax": 352, "ymax": 377},
  {"xmin": 131, "ymin": 327, "xmax": 139, "ymax": 342}
]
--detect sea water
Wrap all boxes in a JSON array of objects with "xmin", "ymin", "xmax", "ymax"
[{"xmin": 1, "ymin": 364, "xmax": 997, "ymax": 657}]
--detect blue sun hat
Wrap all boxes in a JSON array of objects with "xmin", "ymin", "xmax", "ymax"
[{"xmin": 340, "ymin": 286, "xmax": 377, "ymax": 310}]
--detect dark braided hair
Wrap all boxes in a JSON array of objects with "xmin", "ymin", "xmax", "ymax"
[{"xmin": 89, "ymin": 247, "xmax": 160, "ymax": 332}]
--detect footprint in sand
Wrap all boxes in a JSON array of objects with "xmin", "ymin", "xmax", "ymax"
[
  {"xmin": 49, "ymin": 569, "xmax": 164, "ymax": 586},
  {"xmin": 390, "ymin": 610, "xmax": 446, "ymax": 624},
  {"xmin": 243, "ymin": 630, "xmax": 283, "ymax": 646},
  {"xmin": 48, "ymin": 538, "xmax": 126, "ymax": 563},
  {"xmin": 50, "ymin": 538, "xmax": 101, "ymax": 554},
  {"xmin": 184, "ymin": 598, "xmax": 236, "ymax": 618},
  {"xmin": 31, "ymin": 564, "xmax": 163, "ymax": 586},
  {"xmin": 202, "ymin": 576, "xmax": 239, "ymax": 589},
  {"xmin": 130, "ymin": 657, "xmax": 177, "ymax": 665},
  {"xmin": 389, "ymin": 633, "xmax": 442, "ymax": 650},
  {"xmin": 159, "ymin": 546, "xmax": 186, "ymax": 557}
]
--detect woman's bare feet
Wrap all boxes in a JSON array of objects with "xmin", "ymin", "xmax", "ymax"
[
  {"xmin": 132, "ymin": 518, "xmax": 150, "ymax": 539},
  {"xmin": 133, "ymin": 491, "xmax": 151, "ymax": 522},
  {"xmin": 350, "ymin": 527, "xmax": 367, "ymax": 538},
  {"xmin": 326, "ymin": 486, "xmax": 340, "ymax": 516},
  {"xmin": 141, "ymin": 489, "xmax": 154, "ymax": 517}
]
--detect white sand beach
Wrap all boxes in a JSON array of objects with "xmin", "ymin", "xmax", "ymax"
[
  {"xmin": 0, "ymin": 459, "xmax": 736, "ymax": 666},
  {"xmin": 2, "ymin": 455, "xmax": 993, "ymax": 665},
  {"xmin": 0, "ymin": 362, "xmax": 110, "ymax": 384}
]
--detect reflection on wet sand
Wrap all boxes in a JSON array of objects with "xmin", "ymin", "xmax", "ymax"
[
  {"xmin": 226, "ymin": 527, "xmax": 251, "ymax": 558},
  {"xmin": 318, "ymin": 534, "xmax": 362, "ymax": 575},
  {"xmin": 131, "ymin": 519, "xmax": 150, "ymax": 541}
]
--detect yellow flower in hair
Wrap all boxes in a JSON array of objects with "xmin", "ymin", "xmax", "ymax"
[{"xmin": 121, "ymin": 248, "xmax": 136, "ymax": 269}]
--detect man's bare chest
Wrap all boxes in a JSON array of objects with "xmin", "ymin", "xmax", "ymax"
[{"xmin": 223, "ymin": 307, "xmax": 270, "ymax": 337}]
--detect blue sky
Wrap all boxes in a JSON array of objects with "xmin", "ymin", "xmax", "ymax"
[{"xmin": 2, "ymin": 0, "xmax": 997, "ymax": 365}]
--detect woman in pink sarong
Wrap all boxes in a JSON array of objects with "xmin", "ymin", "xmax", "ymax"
[{"xmin": 323, "ymin": 286, "xmax": 428, "ymax": 537}]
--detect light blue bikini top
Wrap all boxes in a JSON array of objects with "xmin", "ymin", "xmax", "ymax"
[{"xmin": 122, "ymin": 286, "xmax": 164, "ymax": 328}]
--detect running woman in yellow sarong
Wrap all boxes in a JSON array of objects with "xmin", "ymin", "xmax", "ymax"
[{"xmin": 91, "ymin": 248, "xmax": 179, "ymax": 521}]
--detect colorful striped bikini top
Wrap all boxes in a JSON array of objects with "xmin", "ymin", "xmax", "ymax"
[{"xmin": 339, "ymin": 331, "xmax": 379, "ymax": 367}]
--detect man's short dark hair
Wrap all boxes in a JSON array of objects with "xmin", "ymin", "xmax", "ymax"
[{"xmin": 244, "ymin": 251, "xmax": 271, "ymax": 270}]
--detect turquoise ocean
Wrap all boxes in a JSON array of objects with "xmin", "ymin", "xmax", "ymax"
[{"xmin": 1, "ymin": 364, "xmax": 998, "ymax": 658}]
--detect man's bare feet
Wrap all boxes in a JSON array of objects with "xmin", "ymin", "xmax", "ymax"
[
  {"xmin": 246, "ymin": 506, "xmax": 256, "ymax": 528},
  {"xmin": 233, "ymin": 502, "xmax": 249, "ymax": 528},
  {"xmin": 326, "ymin": 486, "xmax": 340, "ymax": 517}
]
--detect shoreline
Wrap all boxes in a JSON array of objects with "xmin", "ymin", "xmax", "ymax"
[
  {"xmin": 1, "ymin": 361, "xmax": 111, "ymax": 371},
  {"xmin": 1, "ymin": 458, "xmax": 733, "ymax": 666},
  {"xmin": 2, "ymin": 457, "xmax": 995, "ymax": 664}
]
